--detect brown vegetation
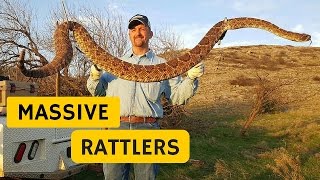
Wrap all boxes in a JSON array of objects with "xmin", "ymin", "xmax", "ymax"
[
  {"xmin": 313, "ymin": 76, "xmax": 320, "ymax": 82},
  {"xmin": 263, "ymin": 148, "xmax": 304, "ymax": 180},
  {"xmin": 240, "ymin": 75, "xmax": 292, "ymax": 135}
]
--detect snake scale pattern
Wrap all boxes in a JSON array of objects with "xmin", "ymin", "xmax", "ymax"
[{"xmin": 18, "ymin": 17, "xmax": 311, "ymax": 82}]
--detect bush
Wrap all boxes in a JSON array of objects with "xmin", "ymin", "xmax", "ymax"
[{"xmin": 241, "ymin": 75, "xmax": 290, "ymax": 135}]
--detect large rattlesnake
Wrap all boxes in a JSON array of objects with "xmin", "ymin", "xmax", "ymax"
[{"xmin": 18, "ymin": 17, "xmax": 311, "ymax": 82}]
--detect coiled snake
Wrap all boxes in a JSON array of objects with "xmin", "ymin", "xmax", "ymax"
[{"xmin": 18, "ymin": 17, "xmax": 311, "ymax": 82}]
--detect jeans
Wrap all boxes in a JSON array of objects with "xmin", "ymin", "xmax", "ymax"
[{"xmin": 103, "ymin": 121, "xmax": 160, "ymax": 180}]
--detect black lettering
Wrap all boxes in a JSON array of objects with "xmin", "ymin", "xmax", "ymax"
[
  {"xmin": 108, "ymin": 139, "xmax": 119, "ymax": 155},
  {"xmin": 78, "ymin": 104, "xmax": 81, "ymax": 120},
  {"xmin": 154, "ymin": 139, "xmax": 166, "ymax": 155},
  {"xmin": 85, "ymin": 104, "xmax": 96, "ymax": 120},
  {"xmin": 35, "ymin": 104, "xmax": 48, "ymax": 120},
  {"xmin": 120, "ymin": 139, "xmax": 130, "ymax": 155},
  {"xmin": 82, "ymin": 139, "xmax": 93, "ymax": 155},
  {"xmin": 143, "ymin": 139, "xmax": 152, "ymax": 155},
  {"xmin": 50, "ymin": 104, "xmax": 61, "ymax": 120},
  {"xmin": 94, "ymin": 139, "xmax": 107, "ymax": 155},
  {"xmin": 168, "ymin": 139, "xmax": 179, "ymax": 155},
  {"xmin": 133, "ymin": 139, "xmax": 140, "ymax": 155},
  {"xmin": 19, "ymin": 104, "xmax": 32, "ymax": 120},
  {"xmin": 99, "ymin": 104, "xmax": 108, "ymax": 120},
  {"xmin": 64, "ymin": 104, "xmax": 74, "ymax": 120}
]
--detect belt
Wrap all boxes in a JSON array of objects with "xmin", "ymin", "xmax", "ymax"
[{"xmin": 120, "ymin": 116, "xmax": 157, "ymax": 123}]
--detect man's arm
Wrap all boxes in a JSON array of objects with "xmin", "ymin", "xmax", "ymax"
[
  {"xmin": 164, "ymin": 62, "xmax": 204, "ymax": 105},
  {"xmin": 165, "ymin": 76, "xmax": 199, "ymax": 105}
]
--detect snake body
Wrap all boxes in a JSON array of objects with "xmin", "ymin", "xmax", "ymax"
[{"xmin": 18, "ymin": 17, "xmax": 311, "ymax": 82}]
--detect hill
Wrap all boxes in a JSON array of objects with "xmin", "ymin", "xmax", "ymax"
[
  {"xmin": 188, "ymin": 45, "xmax": 320, "ymax": 115},
  {"xmin": 159, "ymin": 45, "xmax": 320, "ymax": 179}
]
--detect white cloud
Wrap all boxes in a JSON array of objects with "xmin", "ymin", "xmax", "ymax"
[
  {"xmin": 108, "ymin": 4, "xmax": 119, "ymax": 11},
  {"xmin": 312, "ymin": 32, "xmax": 320, "ymax": 47},
  {"xmin": 292, "ymin": 24, "xmax": 304, "ymax": 32},
  {"xmin": 171, "ymin": 23, "xmax": 212, "ymax": 48},
  {"xmin": 232, "ymin": 0, "xmax": 276, "ymax": 13}
]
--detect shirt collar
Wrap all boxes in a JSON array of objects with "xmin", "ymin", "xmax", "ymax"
[{"xmin": 125, "ymin": 49, "xmax": 155, "ymax": 61}]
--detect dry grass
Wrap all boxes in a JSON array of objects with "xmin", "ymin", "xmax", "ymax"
[
  {"xmin": 214, "ymin": 159, "xmax": 231, "ymax": 179},
  {"xmin": 211, "ymin": 46, "xmax": 299, "ymax": 71},
  {"xmin": 159, "ymin": 94, "xmax": 190, "ymax": 129},
  {"xmin": 229, "ymin": 75, "xmax": 259, "ymax": 86},
  {"xmin": 261, "ymin": 148, "xmax": 304, "ymax": 180},
  {"xmin": 210, "ymin": 45, "xmax": 320, "ymax": 70}
]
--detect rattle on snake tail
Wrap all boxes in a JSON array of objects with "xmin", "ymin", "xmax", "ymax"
[{"xmin": 18, "ymin": 17, "xmax": 311, "ymax": 82}]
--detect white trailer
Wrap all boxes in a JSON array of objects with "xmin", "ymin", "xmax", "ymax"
[{"xmin": 0, "ymin": 79, "xmax": 87, "ymax": 179}]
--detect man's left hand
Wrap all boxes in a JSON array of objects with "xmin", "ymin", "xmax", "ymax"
[{"xmin": 187, "ymin": 62, "xmax": 204, "ymax": 80}]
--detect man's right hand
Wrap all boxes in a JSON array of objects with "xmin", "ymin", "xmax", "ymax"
[{"xmin": 90, "ymin": 64, "xmax": 102, "ymax": 80}]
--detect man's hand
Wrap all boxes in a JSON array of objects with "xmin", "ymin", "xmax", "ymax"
[
  {"xmin": 90, "ymin": 64, "xmax": 102, "ymax": 80},
  {"xmin": 187, "ymin": 62, "xmax": 204, "ymax": 80}
]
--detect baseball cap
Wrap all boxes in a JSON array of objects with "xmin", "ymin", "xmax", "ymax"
[{"xmin": 128, "ymin": 14, "xmax": 151, "ymax": 29}]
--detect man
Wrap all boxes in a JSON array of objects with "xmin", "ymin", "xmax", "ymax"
[{"xmin": 87, "ymin": 14, "xmax": 204, "ymax": 180}]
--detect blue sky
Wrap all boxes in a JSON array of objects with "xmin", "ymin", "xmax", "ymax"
[{"xmin": 29, "ymin": 0, "xmax": 320, "ymax": 48}]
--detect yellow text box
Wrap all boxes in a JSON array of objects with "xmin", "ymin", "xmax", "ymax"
[
  {"xmin": 7, "ymin": 97, "xmax": 120, "ymax": 128},
  {"xmin": 71, "ymin": 130, "xmax": 190, "ymax": 163}
]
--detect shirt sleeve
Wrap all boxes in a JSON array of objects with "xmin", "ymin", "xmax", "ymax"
[{"xmin": 163, "ymin": 76, "xmax": 199, "ymax": 105}]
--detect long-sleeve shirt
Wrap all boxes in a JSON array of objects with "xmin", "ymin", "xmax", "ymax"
[{"xmin": 86, "ymin": 49, "xmax": 199, "ymax": 118}]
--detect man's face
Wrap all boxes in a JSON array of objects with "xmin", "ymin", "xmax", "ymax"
[{"xmin": 129, "ymin": 23, "xmax": 153, "ymax": 48}]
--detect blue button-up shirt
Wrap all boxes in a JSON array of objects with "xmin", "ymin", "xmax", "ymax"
[{"xmin": 86, "ymin": 50, "xmax": 199, "ymax": 118}]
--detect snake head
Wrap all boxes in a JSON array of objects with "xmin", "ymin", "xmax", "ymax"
[{"xmin": 305, "ymin": 34, "xmax": 312, "ymax": 42}]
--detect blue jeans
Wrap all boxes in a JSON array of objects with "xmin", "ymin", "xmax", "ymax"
[{"xmin": 103, "ymin": 121, "xmax": 160, "ymax": 180}]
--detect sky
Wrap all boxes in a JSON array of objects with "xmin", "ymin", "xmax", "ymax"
[{"xmin": 28, "ymin": 0, "xmax": 320, "ymax": 49}]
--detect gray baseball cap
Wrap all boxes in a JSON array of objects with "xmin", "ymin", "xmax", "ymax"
[{"xmin": 128, "ymin": 14, "xmax": 151, "ymax": 29}]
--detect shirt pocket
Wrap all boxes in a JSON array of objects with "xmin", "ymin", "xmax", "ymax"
[
  {"xmin": 141, "ymin": 82, "xmax": 162, "ymax": 102},
  {"xmin": 106, "ymin": 78, "xmax": 131, "ymax": 97}
]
